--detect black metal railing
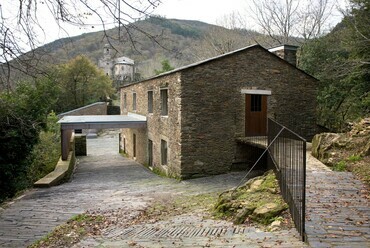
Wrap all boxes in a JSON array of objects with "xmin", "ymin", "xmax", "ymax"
[{"xmin": 267, "ymin": 118, "xmax": 306, "ymax": 241}]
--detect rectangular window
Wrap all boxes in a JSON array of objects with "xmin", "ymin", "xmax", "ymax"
[
  {"xmin": 148, "ymin": 91, "xmax": 153, "ymax": 114},
  {"xmin": 251, "ymin": 95, "xmax": 262, "ymax": 112},
  {"xmin": 123, "ymin": 137, "xmax": 126, "ymax": 153},
  {"xmin": 133, "ymin": 92, "xmax": 137, "ymax": 111},
  {"xmin": 148, "ymin": 139, "xmax": 153, "ymax": 167},
  {"xmin": 123, "ymin": 93, "xmax": 127, "ymax": 109},
  {"xmin": 160, "ymin": 88, "xmax": 168, "ymax": 116},
  {"xmin": 133, "ymin": 134, "xmax": 136, "ymax": 157},
  {"xmin": 161, "ymin": 139, "xmax": 168, "ymax": 165}
]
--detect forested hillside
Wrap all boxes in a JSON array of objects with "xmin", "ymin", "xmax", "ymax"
[
  {"xmin": 299, "ymin": 0, "xmax": 369, "ymax": 131},
  {"xmin": 0, "ymin": 16, "xmax": 292, "ymax": 89},
  {"xmin": 39, "ymin": 16, "xmax": 279, "ymax": 74}
]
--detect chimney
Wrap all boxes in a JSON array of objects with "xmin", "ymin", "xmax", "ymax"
[{"xmin": 268, "ymin": 44, "xmax": 298, "ymax": 67}]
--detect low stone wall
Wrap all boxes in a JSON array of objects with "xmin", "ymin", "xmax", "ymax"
[
  {"xmin": 58, "ymin": 102, "xmax": 107, "ymax": 118},
  {"xmin": 34, "ymin": 134, "xmax": 76, "ymax": 187}
]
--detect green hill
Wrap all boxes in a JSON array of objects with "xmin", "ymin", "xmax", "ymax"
[{"xmin": 1, "ymin": 16, "xmax": 291, "ymax": 89}]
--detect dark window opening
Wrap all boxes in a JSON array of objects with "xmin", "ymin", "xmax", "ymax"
[
  {"xmin": 160, "ymin": 88, "xmax": 168, "ymax": 116},
  {"xmin": 161, "ymin": 139, "xmax": 167, "ymax": 165},
  {"xmin": 251, "ymin": 95, "xmax": 262, "ymax": 112},
  {"xmin": 133, "ymin": 92, "xmax": 137, "ymax": 111},
  {"xmin": 133, "ymin": 134, "xmax": 136, "ymax": 157},
  {"xmin": 148, "ymin": 139, "xmax": 153, "ymax": 167},
  {"xmin": 148, "ymin": 91, "xmax": 153, "ymax": 113},
  {"xmin": 123, "ymin": 93, "xmax": 127, "ymax": 109}
]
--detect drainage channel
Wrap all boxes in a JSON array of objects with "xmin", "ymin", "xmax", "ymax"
[{"xmin": 109, "ymin": 226, "xmax": 254, "ymax": 239}]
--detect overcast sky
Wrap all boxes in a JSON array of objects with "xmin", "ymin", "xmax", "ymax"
[{"xmin": 153, "ymin": 0, "xmax": 249, "ymax": 25}]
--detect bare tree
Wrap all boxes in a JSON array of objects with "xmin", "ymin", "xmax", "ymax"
[
  {"xmin": 190, "ymin": 25, "xmax": 248, "ymax": 60},
  {"xmin": 216, "ymin": 11, "xmax": 246, "ymax": 30},
  {"xmin": 250, "ymin": 0, "xmax": 335, "ymax": 44},
  {"xmin": 0, "ymin": 0, "xmax": 161, "ymax": 92},
  {"xmin": 298, "ymin": 0, "xmax": 335, "ymax": 39}
]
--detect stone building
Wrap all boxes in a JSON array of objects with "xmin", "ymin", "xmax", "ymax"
[
  {"xmin": 98, "ymin": 44, "xmax": 135, "ymax": 87},
  {"xmin": 120, "ymin": 44, "xmax": 318, "ymax": 179}
]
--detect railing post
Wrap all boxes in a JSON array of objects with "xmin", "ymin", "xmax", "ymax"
[
  {"xmin": 302, "ymin": 140, "xmax": 307, "ymax": 241},
  {"xmin": 267, "ymin": 118, "xmax": 306, "ymax": 242}
]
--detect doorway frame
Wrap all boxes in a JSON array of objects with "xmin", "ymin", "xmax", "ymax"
[{"xmin": 241, "ymin": 89, "xmax": 271, "ymax": 136}]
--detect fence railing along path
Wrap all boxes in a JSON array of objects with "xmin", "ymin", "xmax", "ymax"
[
  {"xmin": 267, "ymin": 118, "xmax": 306, "ymax": 241},
  {"xmin": 236, "ymin": 118, "xmax": 306, "ymax": 241}
]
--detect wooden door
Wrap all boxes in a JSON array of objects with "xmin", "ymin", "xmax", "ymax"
[{"xmin": 245, "ymin": 94, "xmax": 267, "ymax": 136}]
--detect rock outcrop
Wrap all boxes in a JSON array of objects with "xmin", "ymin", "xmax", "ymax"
[
  {"xmin": 214, "ymin": 170, "xmax": 288, "ymax": 227},
  {"xmin": 311, "ymin": 118, "xmax": 370, "ymax": 184}
]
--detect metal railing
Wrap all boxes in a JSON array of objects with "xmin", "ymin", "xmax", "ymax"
[{"xmin": 268, "ymin": 118, "xmax": 306, "ymax": 241}]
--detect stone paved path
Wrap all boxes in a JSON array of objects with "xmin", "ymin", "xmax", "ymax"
[
  {"xmin": 1, "ymin": 132, "xmax": 368, "ymax": 247},
  {"xmin": 0, "ymin": 131, "xmax": 305, "ymax": 247},
  {"xmin": 305, "ymin": 150, "xmax": 370, "ymax": 247}
]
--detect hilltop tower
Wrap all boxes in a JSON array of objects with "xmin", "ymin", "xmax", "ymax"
[{"xmin": 98, "ymin": 44, "xmax": 136, "ymax": 87}]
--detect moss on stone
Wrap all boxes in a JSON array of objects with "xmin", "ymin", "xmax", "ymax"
[{"xmin": 214, "ymin": 170, "xmax": 288, "ymax": 226}]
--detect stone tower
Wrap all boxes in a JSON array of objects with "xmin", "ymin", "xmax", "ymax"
[{"xmin": 99, "ymin": 44, "xmax": 114, "ymax": 77}]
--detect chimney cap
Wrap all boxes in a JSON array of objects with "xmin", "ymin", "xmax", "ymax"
[{"xmin": 268, "ymin": 44, "xmax": 299, "ymax": 52}]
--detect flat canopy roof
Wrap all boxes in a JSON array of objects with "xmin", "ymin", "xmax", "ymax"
[{"xmin": 58, "ymin": 113, "xmax": 147, "ymax": 130}]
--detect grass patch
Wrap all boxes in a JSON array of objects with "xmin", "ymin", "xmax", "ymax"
[
  {"xmin": 142, "ymin": 193, "xmax": 218, "ymax": 221},
  {"xmin": 333, "ymin": 160, "xmax": 347, "ymax": 171},
  {"xmin": 347, "ymin": 154, "xmax": 362, "ymax": 162},
  {"xmin": 29, "ymin": 213, "xmax": 106, "ymax": 248},
  {"xmin": 119, "ymin": 150, "xmax": 128, "ymax": 158}
]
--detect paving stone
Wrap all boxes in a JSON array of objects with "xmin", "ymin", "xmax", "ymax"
[
  {"xmin": 1, "ymin": 133, "xmax": 368, "ymax": 247},
  {"xmin": 305, "ymin": 152, "xmax": 370, "ymax": 247}
]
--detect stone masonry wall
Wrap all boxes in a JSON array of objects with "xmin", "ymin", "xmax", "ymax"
[
  {"xmin": 120, "ymin": 73, "xmax": 182, "ymax": 177},
  {"xmin": 58, "ymin": 102, "xmax": 107, "ymax": 118},
  {"xmin": 179, "ymin": 46, "xmax": 317, "ymax": 178},
  {"xmin": 271, "ymin": 49, "xmax": 297, "ymax": 67}
]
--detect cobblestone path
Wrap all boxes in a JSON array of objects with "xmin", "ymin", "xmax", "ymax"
[
  {"xmin": 1, "ymin": 131, "xmax": 367, "ymax": 247},
  {"xmin": 0, "ymin": 132, "xmax": 305, "ymax": 247},
  {"xmin": 305, "ymin": 151, "xmax": 370, "ymax": 247}
]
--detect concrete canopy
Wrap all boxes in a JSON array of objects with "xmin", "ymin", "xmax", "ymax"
[
  {"xmin": 58, "ymin": 113, "xmax": 146, "ymax": 160},
  {"xmin": 58, "ymin": 114, "xmax": 147, "ymax": 130}
]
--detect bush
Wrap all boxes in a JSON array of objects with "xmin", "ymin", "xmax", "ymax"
[
  {"xmin": 0, "ymin": 80, "xmax": 57, "ymax": 203},
  {"xmin": 27, "ymin": 112, "xmax": 61, "ymax": 183}
]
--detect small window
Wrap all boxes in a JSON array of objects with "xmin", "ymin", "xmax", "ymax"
[
  {"xmin": 133, "ymin": 92, "xmax": 137, "ymax": 111},
  {"xmin": 251, "ymin": 95, "xmax": 262, "ymax": 112},
  {"xmin": 148, "ymin": 91, "xmax": 153, "ymax": 114},
  {"xmin": 123, "ymin": 93, "xmax": 127, "ymax": 109},
  {"xmin": 160, "ymin": 88, "xmax": 168, "ymax": 116},
  {"xmin": 161, "ymin": 139, "xmax": 168, "ymax": 165}
]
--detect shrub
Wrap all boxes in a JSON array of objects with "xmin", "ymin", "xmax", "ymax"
[
  {"xmin": 27, "ymin": 112, "xmax": 61, "ymax": 183},
  {"xmin": 333, "ymin": 161, "xmax": 347, "ymax": 171}
]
